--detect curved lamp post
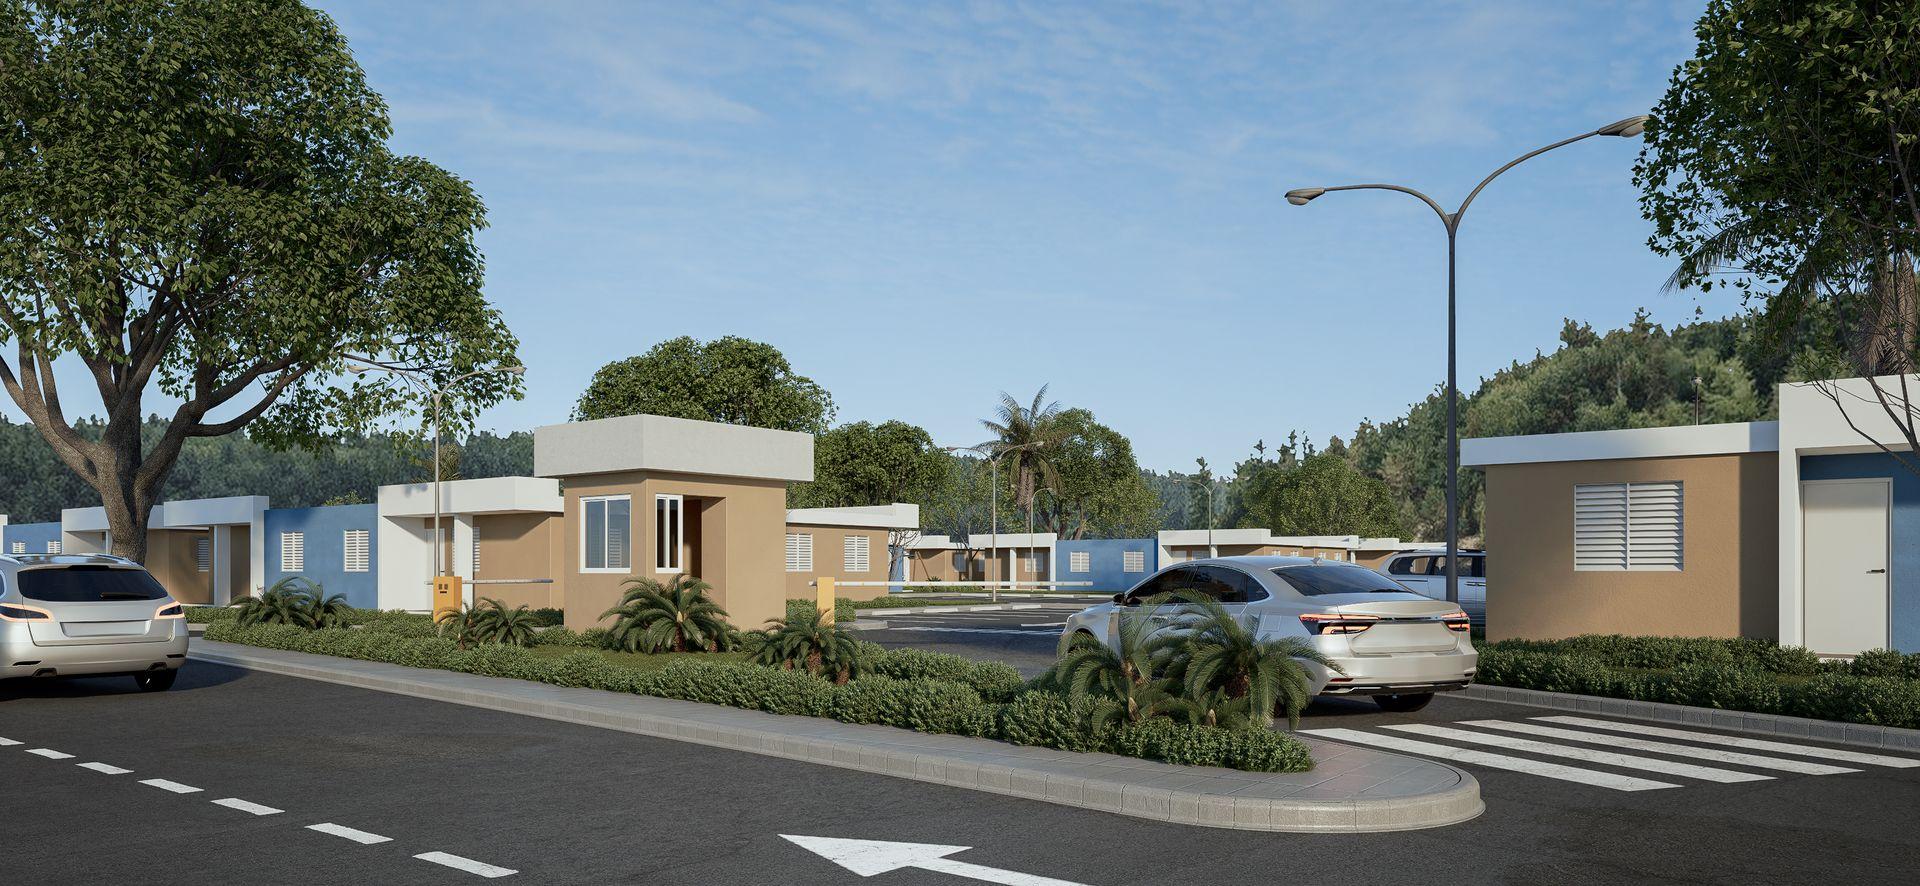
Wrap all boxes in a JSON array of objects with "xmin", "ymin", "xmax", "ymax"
[
  {"xmin": 348, "ymin": 361, "xmax": 525, "ymax": 581},
  {"xmin": 942, "ymin": 441, "xmax": 1038, "ymax": 602},
  {"xmin": 1285, "ymin": 115, "xmax": 1647, "ymax": 605}
]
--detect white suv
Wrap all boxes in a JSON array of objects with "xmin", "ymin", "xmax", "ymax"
[{"xmin": 1377, "ymin": 551, "xmax": 1485, "ymax": 627}]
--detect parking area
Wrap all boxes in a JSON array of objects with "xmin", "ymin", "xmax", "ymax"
[{"xmin": 849, "ymin": 603, "xmax": 1085, "ymax": 676}]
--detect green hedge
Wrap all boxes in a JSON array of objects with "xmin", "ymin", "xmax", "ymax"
[
  {"xmin": 785, "ymin": 598, "xmax": 857, "ymax": 624},
  {"xmin": 204, "ymin": 622, "xmax": 1312, "ymax": 772},
  {"xmin": 1476, "ymin": 638, "xmax": 1920, "ymax": 729}
]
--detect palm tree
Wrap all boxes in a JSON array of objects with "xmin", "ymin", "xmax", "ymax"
[
  {"xmin": 1049, "ymin": 607, "xmax": 1162, "ymax": 723},
  {"xmin": 230, "ymin": 577, "xmax": 350, "ymax": 629},
  {"xmin": 979, "ymin": 385, "xmax": 1068, "ymax": 569},
  {"xmin": 471, "ymin": 597, "xmax": 541, "ymax": 647},
  {"xmin": 435, "ymin": 603, "xmax": 484, "ymax": 649},
  {"xmin": 749, "ymin": 607, "xmax": 864, "ymax": 683},
  {"xmin": 600, "ymin": 574, "xmax": 735, "ymax": 653},
  {"xmin": 1158, "ymin": 593, "xmax": 1341, "ymax": 730}
]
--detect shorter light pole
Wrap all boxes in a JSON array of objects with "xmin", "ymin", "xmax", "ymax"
[
  {"xmin": 349, "ymin": 361, "xmax": 524, "ymax": 582},
  {"xmin": 941, "ymin": 442, "xmax": 1032, "ymax": 601},
  {"xmin": 1184, "ymin": 475, "xmax": 1216, "ymax": 559}
]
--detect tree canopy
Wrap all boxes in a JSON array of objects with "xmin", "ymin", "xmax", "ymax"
[
  {"xmin": 573, "ymin": 335, "xmax": 835, "ymax": 434},
  {"xmin": 0, "ymin": 0, "xmax": 519, "ymax": 560},
  {"xmin": 790, "ymin": 420, "xmax": 946, "ymax": 509}
]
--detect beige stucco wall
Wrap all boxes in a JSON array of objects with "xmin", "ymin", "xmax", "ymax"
[
  {"xmin": 1481, "ymin": 451, "xmax": 1778, "ymax": 642},
  {"xmin": 560, "ymin": 469, "xmax": 788, "ymax": 632},
  {"xmin": 783, "ymin": 523, "xmax": 892, "ymax": 602},
  {"xmin": 474, "ymin": 513, "xmax": 565, "ymax": 611},
  {"xmin": 144, "ymin": 530, "xmax": 211, "ymax": 604}
]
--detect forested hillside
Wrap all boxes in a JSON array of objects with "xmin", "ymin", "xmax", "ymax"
[{"xmin": 0, "ymin": 418, "xmax": 531, "ymax": 523}]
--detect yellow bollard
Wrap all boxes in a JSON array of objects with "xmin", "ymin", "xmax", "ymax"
[
  {"xmin": 817, "ymin": 576, "xmax": 836, "ymax": 625},
  {"xmin": 432, "ymin": 575, "xmax": 463, "ymax": 620}
]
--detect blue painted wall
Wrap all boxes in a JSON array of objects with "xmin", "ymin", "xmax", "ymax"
[
  {"xmin": 1055, "ymin": 538, "xmax": 1159, "ymax": 593},
  {"xmin": 1800, "ymin": 454, "xmax": 1920, "ymax": 652},
  {"xmin": 3, "ymin": 520, "xmax": 62, "ymax": 555},
  {"xmin": 262, "ymin": 504, "xmax": 379, "ymax": 608}
]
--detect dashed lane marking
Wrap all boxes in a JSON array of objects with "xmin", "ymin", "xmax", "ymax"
[
  {"xmin": 26, "ymin": 748, "xmax": 74, "ymax": 760},
  {"xmin": 76, "ymin": 762, "xmax": 132, "ymax": 775},
  {"xmin": 212, "ymin": 797, "xmax": 284, "ymax": 816},
  {"xmin": 415, "ymin": 851, "xmax": 517, "ymax": 878},
  {"xmin": 0, "ymin": 737, "xmax": 21, "ymax": 746},
  {"xmin": 140, "ymin": 778, "xmax": 203, "ymax": 794},
  {"xmin": 308, "ymin": 823, "xmax": 393, "ymax": 844}
]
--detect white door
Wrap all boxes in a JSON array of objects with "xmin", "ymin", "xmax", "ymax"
[{"xmin": 1803, "ymin": 480, "xmax": 1891, "ymax": 655}]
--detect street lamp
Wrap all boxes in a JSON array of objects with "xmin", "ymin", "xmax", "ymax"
[
  {"xmin": 1183, "ymin": 475, "xmax": 1216, "ymax": 559},
  {"xmin": 1285, "ymin": 115, "xmax": 1647, "ymax": 605},
  {"xmin": 942, "ymin": 442, "xmax": 1035, "ymax": 602},
  {"xmin": 348, "ymin": 361, "xmax": 525, "ymax": 582}
]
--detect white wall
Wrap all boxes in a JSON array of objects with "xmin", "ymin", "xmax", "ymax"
[{"xmin": 377, "ymin": 515, "xmax": 437, "ymax": 612}]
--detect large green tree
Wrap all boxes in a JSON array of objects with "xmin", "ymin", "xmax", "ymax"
[
  {"xmin": 1041, "ymin": 408, "xmax": 1158, "ymax": 538},
  {"xmin": 1636, "ymin": 0, "xmax": 1920, "ymax": 463},
  {"xmin": 790, "ymin": 420, "xmax": 945, "ymax": 509},
  {"xmin": 1240, "ymin": 450, "xmax": 1402, "ymax": 538},
  {"xmin": 0, "ymin": 1, "xmax": 519, "ymax": 561},
  {"xmin": 573, "ymin": 335, "xmax": 835, "ymax": 434}
]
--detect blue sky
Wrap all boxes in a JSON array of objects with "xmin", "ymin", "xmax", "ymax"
[{"xmin": 15, "ymin": 1, "xmax": 1729, "ymax": 473}]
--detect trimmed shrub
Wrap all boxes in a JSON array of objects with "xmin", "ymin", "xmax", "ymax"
[
  {"xmin": 828, "ymin": 676, "xmax": 996, "ymax": 737},
  {"xmin": 1111, "ymin": 717, "xmax": 1312, "ymax": 772},
  {"xmin": 1792, "ymin": 674, "xmax": 1920, "ymax": 728},
  {"xmin": 1849, "ymin": 648, "xmax": 1920, "ymax": 682},
  {"xmin": 644, "ymin": 659, "xmax": 837, "ymax": 717},
  {"xmin": 998, "ymin": 690, "xmax": 1105, "ymax": 753},
  {"xmin": 865, "ymin": 646, "xmax": 1025, "ymax": 703},
  {"xmin": 1661, "ymin": 661, "xmax": 1784, "ymax": 714},
  {"xmin": 531, "ymin": 608, "xmax": 566, "ymax": 627},
  {"xmin": 786, "ymin": 597, "xmax": 856, "ymax": 625}
]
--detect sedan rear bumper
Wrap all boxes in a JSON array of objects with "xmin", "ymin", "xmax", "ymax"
[
  {"xmin": 1, "ymin": 624, "xmax": 189, "ymax": 679},
  {"xmin": 1304, "ymin": 650, "xmax": 1478, "ymax": 697}
]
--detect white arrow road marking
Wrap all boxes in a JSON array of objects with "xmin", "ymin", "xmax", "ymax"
[
  {"xmin": 77, "ymin": 762, "xmax": 132, "ymax": 775},
  {"xmin": 26, "ymin": 748, "xmax": 73, "ymax": 760},
  {"xmin": 140, "ymin": 778, "xmax": 202, "ymax": 794},
  {"xmin": 415, "ymin": 851, "xmax": 517, "ymax": 878},
  {"xmin": 211, "ymin": 797, "xmax": 283, "ymax": 816},
  {"xmin": 782, "ymin": 835, "xmax": 1092, "ymax": 886},
  {"xmin": 307, "ymin": 823, "xmax": 392, "ymax": 845}
]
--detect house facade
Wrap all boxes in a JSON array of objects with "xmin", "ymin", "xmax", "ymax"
[{"xmin": 1463, "ymin": 377, "xmax": 1920, "ymax": 655}]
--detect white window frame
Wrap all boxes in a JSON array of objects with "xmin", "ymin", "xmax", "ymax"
[
  {"xmin": 1023, "ymin": 550, "xmax": 1046, "ymax": 573},
  {"xmin": 843, "ymin": 534, "xmax": 870, "ymax": 573},
  {"xmin": 195, "ymin": 537, "xmax": 211, "ymax": 573},
  {"xmin": 654, "ymin": 494, "xmax": 684, "ymax": 574},
  {"xmin": 580, "ymin": 495, "xmax": 633, "ymax": 574},
  {"xmin": 1574, "ymin": 480, "xmax": 1683, "ymax": 572},
  {"xmin": 952, "ymin": 551, "xmax": 968, "ymax": 572},
  {"xmin": 45, "ymin": 540, "xmax": 61, "ymax": 554},
  {"xmin": 1122, "ymin": 550, "xmax": 1145, "ymax": 573},
  {"xmin": 9, "ymin": 541, "xmax": 23, "ymax": 554},
  {"xmin": 1069, "ymin": 550, "xmax": 1091, "ymax": 573},
  {"xmin": 343, "ymin": 529, "xmax": 371, "ymax": 573},
  {"xmin": 786, "ymin": 533, "xmax": 814, "ymax": 572},
  {"xmin": 280, "ymin": 531, "xmax": 305, "ymax": 572}
]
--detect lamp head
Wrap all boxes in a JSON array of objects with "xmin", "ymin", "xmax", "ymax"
[
  {"xmin": 347, "ymin": 364, "xmax": 370, "ymax": 375},
  {"xmin": 1597, "ymin": 115, "xmax": 1649, "ymax": 137},
  {"xmin": 503, "ymin": 365, "xmax": 526, "ymax": 376},
  {"xmin": 1285, "ymin": 187, "xmax": 1326, "ymax": 206}
]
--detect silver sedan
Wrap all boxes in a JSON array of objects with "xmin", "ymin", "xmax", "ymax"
[
  {"xmin": 1059, "ymin": 555, "xmax": 1477, "ymax": 712},
  {"xmin": 1, "ymin": 554, "xmax": 190, "ymax": 691}
]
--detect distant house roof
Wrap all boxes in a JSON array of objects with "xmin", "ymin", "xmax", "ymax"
[
  {"xmin": 1461, "ymin": 421, "xmax": 1780, "ymax": 467},
  {"xmin": 534, "ymin": 413, "xmax": 813, "ymax": 482}
]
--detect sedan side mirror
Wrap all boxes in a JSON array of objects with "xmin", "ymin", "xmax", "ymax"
[{"xmin": 1111, "ymin": 593, "xmax": 1126, "ymax": 605}]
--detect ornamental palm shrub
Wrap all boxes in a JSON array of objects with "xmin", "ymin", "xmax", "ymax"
[
  {"xmin": 1157, "ymin": 592, "xmax": 1338, "ymax": 730},
  {"xmin": 471, "ymin": 597, "xmax": 541, "ymax": 647},
  {"xmin": 435, "ymin": 603, "xmax": 485, "ymax": 650},
  {"xmin": 1049, "ymin": 608, "xmax": 1163, "ymax": 724},
  {"xmin": 750, "ymin": 607, "xmax": 865, "ymax": 683},
  {"xmin": 230, "ymin": 577, "xmax": 350, "ymax": 629},
  {"xmin": 601, "ymin": 575, "xmax": 736, "ymax": 653}
]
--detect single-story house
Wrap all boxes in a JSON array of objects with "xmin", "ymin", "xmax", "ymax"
[{"xmin": 1463, "ymin": 376, "xmax": 1920, "ymax": 656}]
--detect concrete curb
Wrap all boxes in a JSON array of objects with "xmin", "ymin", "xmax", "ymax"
[
  {"xmin": 1462, "ymin": 684, "xmax": 1920, "ymax": 752},
  {"xmin": 191, "ymin": 642, "xmax": 1482, "ymax": 833}
]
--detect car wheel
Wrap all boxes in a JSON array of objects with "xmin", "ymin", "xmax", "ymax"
[
  {"xmin": 1373, "ymin": 692, "xmax": 1433, "ymax": 713},
  {"xmin": 134, "ymin": 670, "xmax": 177, "ymax": 693}
]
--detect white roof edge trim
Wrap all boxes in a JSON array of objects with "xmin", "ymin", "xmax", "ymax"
[{"xmin": 1460, "ymin": 421, "xmax": 1780, "ymax": 467}]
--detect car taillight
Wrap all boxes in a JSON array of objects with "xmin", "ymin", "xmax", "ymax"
[
  {"xmin": 1442, "ymin": 611, "xmax": 1471, "ymax": 632},
  {"xmin": 154, "ymin": 602, "xmax": 184, "ymax": 619},
  {"xmin": 1300, "ymin": 613, "xmax": 1378, "ymax": 635},
  {"xmin": 0, "ymin": 603, "xmax": 53, "ymax": 621}
]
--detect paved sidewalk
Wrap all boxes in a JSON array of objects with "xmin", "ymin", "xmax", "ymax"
[{"xmin": 190, "ymin": 641, "xmax": 1482, "ymax": 833}]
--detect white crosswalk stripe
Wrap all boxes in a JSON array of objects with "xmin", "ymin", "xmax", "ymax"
[
  {"xmin": 1300, "ymin": 727, "xmax": 1680, "ymax": 791},
  {"xmin": 1382, "ymin": 724, "xmax": 1772, "ymax": 783},
  {"xmin": 1462, "ymin": 720, "xmax": 1859, "ymax": 775},
  {"xmin": 1534, "ymin": 716, "xmax": 1920, "ymax": 768}
]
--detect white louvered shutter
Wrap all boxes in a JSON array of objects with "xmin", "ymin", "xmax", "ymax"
[{"xmin": 1574, "ymin": 481, "xmax": 1682, "ymax": 571}]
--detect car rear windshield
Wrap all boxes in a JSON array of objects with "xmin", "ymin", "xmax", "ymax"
[
  {"xmin": 1270, "ymin": 564, "xmax": 1409, "ymax": 596},
  {"xmin": 17, "ymin": 566, "xmax": 168, "ymax": 602}
]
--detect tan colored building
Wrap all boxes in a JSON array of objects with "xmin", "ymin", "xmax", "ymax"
[
  {"xmin": 904, "ymin": 533, "xmax": 1057, "ymax": 588},
  {"xmin": 534, "ymin": 414, "xmax": 814, "ymax": 632},
  {"xmin": 1464, "ymin": 422, "xmax": 1780, "ymax": 644},
  {"xmin": 783, "ymin": 504, "xmax": 920, "ymax": 604}
]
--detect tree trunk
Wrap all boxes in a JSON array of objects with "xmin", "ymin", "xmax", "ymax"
[
  {"xmin": 97, "ymin": 417, "xmax": 160, "ymax": 564},
  {"xmin": 1853, "ymin": 251, "xmax": 1918, "ymax": 376}
]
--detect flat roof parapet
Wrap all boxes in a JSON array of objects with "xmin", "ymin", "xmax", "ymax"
[{"xmin": 534, "ymin": 413, "xmax": 814, "ymax": 483}]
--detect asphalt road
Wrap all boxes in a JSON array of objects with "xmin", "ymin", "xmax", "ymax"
[{"xmin": 4, "ymin": 653, "xmax": 1917, "ymax": 886}]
